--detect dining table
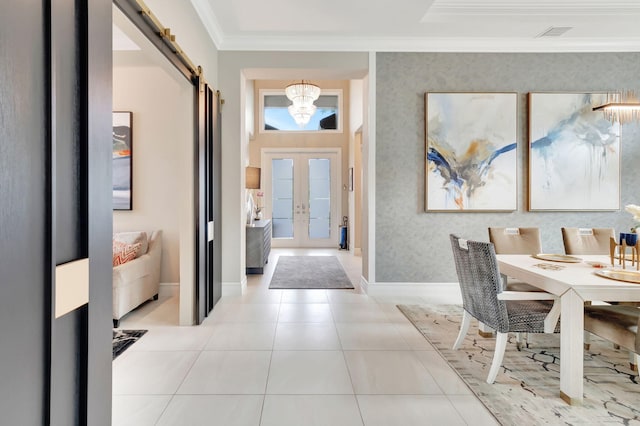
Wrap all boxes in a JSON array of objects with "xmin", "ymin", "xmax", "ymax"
[{"xmin": 496, "ymin": 253, "xmax": 640, "ymax": 405}]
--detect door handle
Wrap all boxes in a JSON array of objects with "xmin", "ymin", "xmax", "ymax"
[
  {"xmin": 55, "ymin": 258, "xmax": 89, "ymax": 318},
  {"xmin": 207, "ymin": 221, "xmax": 214, "ymax": 242}
]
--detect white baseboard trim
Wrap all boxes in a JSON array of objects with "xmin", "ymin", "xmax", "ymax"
[
  {"xmin": 222, "ymin": 277, "xmax": 248, "ymax": 297},
  {"xmin": 365, "ymin": 281, "xmax": 462, "ymax": 302},
  {"xmin": 158, "ymin": 284, "xmax": 179, "ymax": 297},
  {"xmin": 360, "ymin": 276, "xmax": 369, "ymax": 293}
]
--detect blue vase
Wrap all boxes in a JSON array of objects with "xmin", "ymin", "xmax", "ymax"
[{"xmin": 626, "ymin": 232, "xmax": 638, "ymax": 246}]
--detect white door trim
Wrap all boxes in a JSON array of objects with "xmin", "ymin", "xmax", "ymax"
[{"xmin": 366, "ymin": 53, "xmax": 376, "ymax": 284}]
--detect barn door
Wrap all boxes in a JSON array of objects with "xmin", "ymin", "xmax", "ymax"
[
  {"xmin": 0, "ymin": 0, "xmax": 112, "ymax": 424},
  {"xmin": 206, "ymin": 87, "xmax": 223, "ymax": 314},
  {"xmin": 196, "ymin": 81, "xmax": 222, "ymax": 323}
]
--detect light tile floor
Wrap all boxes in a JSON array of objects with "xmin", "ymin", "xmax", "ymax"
[{"xmin": 113, "ymin": 248, "xmax": 498, "ymax": 426}]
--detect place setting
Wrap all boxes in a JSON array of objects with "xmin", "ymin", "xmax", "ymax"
[
  {"xmin": 526, "ymin": 236, "xmax": 640, "ymax": 284},
  {"xmin": 531, "ymin": 253, "xmax": 582, "ymax": 263}
]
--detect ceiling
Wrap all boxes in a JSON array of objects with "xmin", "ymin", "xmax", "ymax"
[{"xmin": 191, "ymin": 0, "xmax": 640, "ymax": 51}]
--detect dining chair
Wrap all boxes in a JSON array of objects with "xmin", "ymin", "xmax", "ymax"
[
  {"xmin": 449, "ymin": 234, "xmax": 558, "ymax": 384},
  {"xmin": 562, "ymin": 227, "xmax": 640, "ymax": 357},
  {"xmin": 561, "ymin": 227, "xmax": 615, "ymax": 255},
  {"xmin": 488, "ymin": 227, "xmax": 561, "ymax": 345},
  {"xmin": 489, "ymin": 227, "xmax": 543, "ymax": 292},
  {"xmin": 584, "ymin": 305, "xmax": 640, "ymax": 372}
]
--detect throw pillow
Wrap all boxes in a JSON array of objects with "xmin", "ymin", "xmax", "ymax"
[
  {"xmin": 113, "ymin": 241, "xmax": 142, "ymax": 267},
  {"xmin": 113, "ymin": 231, "xmax": 148, "ymax": 257}
]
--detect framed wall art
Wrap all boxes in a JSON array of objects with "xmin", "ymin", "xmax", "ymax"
[
  {"xmin": 528, "ymin": 93, "xmax": 620, "ymax": 211},
  {"xmin": 112, "ymin": 111, "xmax": 133, "ymax": 210},
  {"xmin": 425, "ymin": 92, "xmax": 517, "ymax": 211}
]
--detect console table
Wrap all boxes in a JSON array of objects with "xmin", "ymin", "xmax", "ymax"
[{"xmin": 246, "ymin": 219, "xmax": 271, "ymax": 274}]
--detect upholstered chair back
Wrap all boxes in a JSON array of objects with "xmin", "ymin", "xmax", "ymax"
[
  {"xmin": 561, "ymin": 228, "xmax": 615, "ymax": 255},
  {"xmin": 488, "ymin": 227, "xmax": 542, "ymax": 255},
  {"xmin": 450, "ymin": 234, "xmax": 509, "ymax": 333}
]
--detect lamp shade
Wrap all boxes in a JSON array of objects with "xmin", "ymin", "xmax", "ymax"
[
  {"xmin": 245, "ymin": 166, "xmax": 261, "ymax": 189},
  {"xmin": 593, "ymin": 90, "xmax": 640, "ymax": 124}
]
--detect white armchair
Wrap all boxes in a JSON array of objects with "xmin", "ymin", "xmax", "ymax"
[{"xmin": 113, "ymin": 230, "xmax": 162, "ymax": 327}]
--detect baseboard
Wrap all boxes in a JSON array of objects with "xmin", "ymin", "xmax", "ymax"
[
  {"xmin": 365, "ymin": 281, "xmax": 462, "ymax": 303},
  {"xmin": 222, "ymin": 277, "xmax": 247, "ymax": 297},
  {"xmin": 360, "ymin": 276, "xmax": 369, "ymax": 293},
  {"xmin": 158, "ymin": 283, "xmax": 179, "ymax": 297}
]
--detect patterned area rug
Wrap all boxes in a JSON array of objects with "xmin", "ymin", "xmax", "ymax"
[
  {"xmin": 397, "ymin": 304, "xmax": 640, "ymax": 425},
  {"xmin": 268, "ymin": 256, "xmax": 354, "ymax": 289},
  {"xmin": 112, "ymin": 329, "xmax": 147, "ymax": 360}
]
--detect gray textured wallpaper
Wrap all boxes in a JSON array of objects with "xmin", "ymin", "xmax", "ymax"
[{"xmin": 376, "ymin": 52, "xmax": 640, "ymax": 282}]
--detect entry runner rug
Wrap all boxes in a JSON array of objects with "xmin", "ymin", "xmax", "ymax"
[
  {"xmin": 112, "ymin": 329, "xmax": 147, "ymax": 360},
  {"xmin": 269, "ymin": 256, "xmax": 354, "ymax": 289},
  {"xmin": 397, "ymin": 304, "xmax": 640, "ymax": 425}
]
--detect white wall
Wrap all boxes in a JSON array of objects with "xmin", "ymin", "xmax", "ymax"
[
  {"xmin": 362, "ymin": 56, "xmax": 375, "ymax": 283},
  {"xmin": 245, "ymin": 79, "xmax": 255, "ymax": 143},
  {"xmin": 144, "ymin": 0, "xmax": 219, "ymax": 87},
  {"xmin": 113, "ymin": 65, "xmax": 193, "ymax": 283},
  {"xmin": 349, "ymin": 80, "xmax": 364, "ymax": 252}
]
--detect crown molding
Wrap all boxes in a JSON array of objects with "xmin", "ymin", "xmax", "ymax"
[
  {"xmin": 190, "ymin": 0, "xmax": 224, "ymax": 49},
  {"xmin": 217, "ymin": 35, "xmax": 640, "ymax": 53},
  {"xmin": 425, "ymin": 0, "xmax": 640, "ymax": 17}
]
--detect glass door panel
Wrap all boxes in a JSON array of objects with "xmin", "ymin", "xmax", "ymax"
[
  {"xmin": 308, "ymin": 158, "xmax": 331, "ymax": 239},
  {"xmin": 271, "ymin": 158, "xmax": 294, "ymax": 238}
]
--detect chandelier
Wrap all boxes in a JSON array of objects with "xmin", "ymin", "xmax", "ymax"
[
  {"xmin": 593, "ymin": 90, "xmax": 640, "ymax": 124},
  {"xmin": 285, "ymin": 81, "xmax": 321, "ymax": 127}
]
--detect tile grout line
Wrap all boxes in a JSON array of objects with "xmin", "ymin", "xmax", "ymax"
[
  {"xmin": 257, "ymin": 296, "xmax": 283, "ymax": 425},
  {"xmin": 149, "ymin": 349, "xmax": 201, "ymax": 424},
  {"xmin": 332, "ymin": 298, "xmax": 381, "ymax": 426}
]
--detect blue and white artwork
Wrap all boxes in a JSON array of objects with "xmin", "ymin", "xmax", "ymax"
[
  {"xmin": 529, "ymin": 93, "xmax": 620, "ymax": 211},
  {"xmin": 426, "ymin": 92, "xmax": 517, "ymax": 211}
]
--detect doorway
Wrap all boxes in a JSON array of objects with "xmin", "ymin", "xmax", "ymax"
[
  {"xmin": 112, "ymin": 2, "xmax": 221, "ymax": 325},
  {"xmin": 263, "ymin": 149, "xmax": 341, "ymax": 248}
]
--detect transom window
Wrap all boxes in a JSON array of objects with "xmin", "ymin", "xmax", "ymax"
[{"xmin": 259, "ymin": 89, "xmax": 342, "ymax": 133}]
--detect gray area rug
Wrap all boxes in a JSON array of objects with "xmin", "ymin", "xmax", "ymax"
[
  {"xmin": 397, "ymin": 304, "xmax": 640, "ymax": 425},
  {"xmin": 268, "ymin": 256, "xmax": 354, "ymax": 289}
]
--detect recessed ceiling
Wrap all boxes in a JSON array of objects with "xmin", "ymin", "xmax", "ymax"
[{"xmin": 190, "ymin": 0, "xmax": 640, "ymax": 51}]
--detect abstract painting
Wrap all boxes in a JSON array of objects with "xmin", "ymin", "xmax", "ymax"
[
  {"xmin": 529, "ymin": 93, "xmax": 620, "ymax": 211},
  {"xmin": 426, "ymin": 92, "xmax": 517, "ymax": 211},
  {"xmin": 112, "ymin": 111, "xmax": 132, "ymax": 210}
]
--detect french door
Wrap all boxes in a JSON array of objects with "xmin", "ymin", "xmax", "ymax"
[{"xmin": 263, "ymin": 149, "xmax": 341, "ymax": 248}]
